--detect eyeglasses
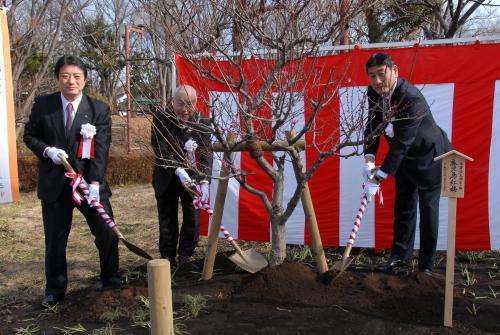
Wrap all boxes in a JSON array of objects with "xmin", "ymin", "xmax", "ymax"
[{"xmin": 173, "ymin": 99, "xmax": 195, "ymax": 109}]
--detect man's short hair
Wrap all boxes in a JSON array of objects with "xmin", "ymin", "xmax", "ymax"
[
  {"xmin": 54, "ymin": 55, "xmax": 88, "ymax": 79},
  {"xmin": 365, "ymin": 53, "xmax": 395, "ymax": 72}
]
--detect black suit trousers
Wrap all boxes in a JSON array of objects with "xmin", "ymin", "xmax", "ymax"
[
  {"xmin": 155, "ymin": 176, "xmax": 200, "ymax": 260},
  {"xmin": 42, "ymin": 185, "xmax": 119, "ymax": 295},
  {"xmin": 391, "ymin": 171, "xmax": 441, "ymax": 270}
]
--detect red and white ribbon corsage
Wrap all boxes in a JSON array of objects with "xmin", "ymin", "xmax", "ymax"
[
  {"xmin": 184, "ymin": 139, "xmax": 198, "ymax": 167},
  {"xmin": 78, "ymin": 123, "xmax": 96, "ymax": 159}
]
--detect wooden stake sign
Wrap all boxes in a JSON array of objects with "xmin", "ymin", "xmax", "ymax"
[{"xmin": 434, "ymin": 150, "xmax": 473, "ymax": 328}]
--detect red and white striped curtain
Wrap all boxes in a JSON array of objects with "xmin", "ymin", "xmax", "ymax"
[{"xmin": 176, "ymin": 42, "xmax": 500, "ymax": 251}]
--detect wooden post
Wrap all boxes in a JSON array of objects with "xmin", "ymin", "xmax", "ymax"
[
  {"xmin": 444, "ymin": 197, "xmax": 457, "ymax": 328},
  {"xmin": 202, "ymin": 133, "xmax": 236, "ymax": 280},
  {"xmin": 286, "ymin": 130, "xmax": 328, "ymax": 274},
  {"xmin": 148, "ymin": 259, "xmax": 173, "ymax": 335},
  {"xmin": 434, "ymin": 150, "xmax": 474, "ymax": 328}
]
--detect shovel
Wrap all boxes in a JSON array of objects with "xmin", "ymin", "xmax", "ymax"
[
  {"xmin": 324, "ymin": 190, "xmax": 373, "ymax": 283},
  {"xmin": 59, "ymin": 154, "xmax": 153, "ymax": 260},
  {"xmin": 220, "ymin": 225, "xmax": 268, "ymax": 274},
  {"xmin": 181, "ymin": 182, "xmax": 268, "ymax": 273}
]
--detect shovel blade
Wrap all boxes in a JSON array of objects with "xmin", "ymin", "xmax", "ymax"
[
  {"xmin": 331, "ymin": 256, "xmax": 354, "ymax": 272},
  {"xmin": 321, "ymin": 257, "xmax": 354, "ymax": 284},
  {"xmin": 121, "ymin": 238, "xmax": 153, "ymax": 260},
  {"xmin": 228, "ymin": 248, "xmax": 268, "ymax": 273}
]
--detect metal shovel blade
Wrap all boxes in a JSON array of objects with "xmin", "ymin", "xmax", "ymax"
[
  {"xmin": 321, "ymin": 256, "xmax": 354, "ymax": 284},
  {"xmin": 331, "ymin": 256, "xmax": 354, "ymax": 272},
  {"xmin": 228, "ymin": 248, "xmax": 268, "ymax": 274},
  {"xmin": 120, "ymin": 237, "xmax": 153, "ymax": 260}
]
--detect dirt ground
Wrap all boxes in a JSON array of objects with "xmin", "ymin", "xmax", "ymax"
[{"xmin": 1, "ymin": 226, "xmax": 499, "ymax": 334}]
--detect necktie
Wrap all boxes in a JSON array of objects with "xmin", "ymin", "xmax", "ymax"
[
  {"xmin": 66, "ymin": 103, "xmax": 74, "ymax": 138},
  {"xmin": 382, "ymin": 97, "xmax": 390, "ymax": 118}
]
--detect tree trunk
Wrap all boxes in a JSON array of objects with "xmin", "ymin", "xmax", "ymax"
[
  {"xmin": 270, "ymin": 216, "xmax": 286, "ymax": 266},
  {"xmin": 270, "ymin": 165, "xmax": 286, "ymax": 266}
]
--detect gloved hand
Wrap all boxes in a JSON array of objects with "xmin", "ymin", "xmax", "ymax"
[
  {"xmin": 47, "ymin": 147, "xmax": 68, "ymax": 165},
  {"xmin": 175, "ymin": 168, "xmax": 192, "ymax": 184},
  {"xmin": 362, "ymin": 161, "xmax": 376, "ymax": 181},
  {"xmin": 199, "ymin": 181, "xmax": 209, "ymax": 204},
  {"xmin": 364, "ymin": 180, "xmax": 380, "ymax": 202},
  {"xmin": 88, "ymin": 184, "xmax": 100, "ymax": 204}
]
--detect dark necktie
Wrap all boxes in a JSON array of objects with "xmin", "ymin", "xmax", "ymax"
[{"xmin": 66, "ymin": 103, "xmax": 74, "ymax": 138}]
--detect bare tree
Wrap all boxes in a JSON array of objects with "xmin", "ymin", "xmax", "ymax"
[
  {"xmin": 143, "ymin": 0, "xmax": 371, "ymax": 265},
  {"xmin": 8, "ymin": 0, "xmax": 72, "ymax": 135},
  {"xmin": 421, "ymin": 0, "xmax": 488, "ymax": 38}
]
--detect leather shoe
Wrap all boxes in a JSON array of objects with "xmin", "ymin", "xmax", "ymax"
[
  {"xmin": 376, "ymin": 258, "xmax": 410, "ymax": 275},
  {"xmin": 419, "ymin": 268, "xmax": 433, "ymax": 276},
  {"xmin": 102, "ymin": 275, "xmax": 124, "ymax": 288},
  {"xmin": 41, "ymin": 293, "xmax": 64, "ymax": 308}
]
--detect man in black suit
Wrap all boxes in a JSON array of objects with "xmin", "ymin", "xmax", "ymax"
[
  {"xmin": 151, "ymin": 85, "xmax": 212, "ymax": 267},
  {"xmin": 363, "ymin": 53, "xmax": 452, "ymax": 275},
  {"xmin": 24, "ymin": 55, "xmax": 121, "ymax": 308}
]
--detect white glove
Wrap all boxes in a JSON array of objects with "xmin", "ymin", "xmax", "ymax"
[
  {"xmin": 364, "ymin": 180, "xmax": 380, "ymax": 202},
  {"xmin": 47, "ymin": 147, "xmax": 68, "ymax": 165},
  {"xmin": 199, "ymin": 181, "xmax": 209, "ymax": 204},
  {"xmin": 385, "ymin": 123, "xmax": 394, "ymax": 138},
  {"xmin": 88, "ymin": 184, "xmax": 100, "ymax": 204},
  {"xmin": 362, "ymin": 161, "xmax": 376, "ymax": 181},
  {"xmin": 175, "ymin": 168, "xmax": 192, "ymax": 184}
]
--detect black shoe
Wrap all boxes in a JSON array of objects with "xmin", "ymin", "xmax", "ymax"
[
  {"xmin": 102, "ymin": 275, "xmax": 125, "ymax": 288},
  {"xmin": 41, "ymin": 293, "xmax": 64, "ymax": 308},
  {"xmin": 418, "ymin": 268, "xmax": 433, "ymax": 276},
  {"xmin": 376, "ymin": 258, "xmax": 410, "ymax": 275}
]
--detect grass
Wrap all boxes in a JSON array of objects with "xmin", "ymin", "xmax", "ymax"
[
  {"xmin": 13, "ymin": 324, "xmax": 40, "ymax": 335},
  {"xmin": 180, "ymin": 294, "xmax": 207, "ymax": 319},
  {"xmin": 287, "ymin": 245, "xmax": 313, "ymax": 262},
  {"xmin": 52, "ymin": 324, "xmax": 87, "ymax": 334},
  {"xmin": 460, "ymin": 265, "xmax": 478, "ymax": 287},
  {"xmin": 99, "ymin": 306, "xmax": 125, "ymax": 322}
]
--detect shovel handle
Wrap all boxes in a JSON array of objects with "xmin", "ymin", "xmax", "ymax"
[
  {"xmin": 220, "ymin": 225, "xmax": 247, "ymax": 260},
  {"xmin": 59, "ymin": 153, "xmax": 75, "ymax": 174}
]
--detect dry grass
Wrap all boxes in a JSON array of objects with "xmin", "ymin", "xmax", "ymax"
[{"xmin": 0, "ymin": 184, "xmax": 158, "ymax": 304}]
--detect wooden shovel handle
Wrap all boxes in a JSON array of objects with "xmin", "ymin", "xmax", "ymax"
[{"xmin": 58, "ymin": 153, "xmax": 75, "ymax": 174}]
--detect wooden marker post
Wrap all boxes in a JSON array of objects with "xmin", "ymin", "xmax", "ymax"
[
  {"xmin": 434, "ymin": 150, "xmax": 474, "ymax": 328},
  {"xmin": 148, "ymin": 259, "xmax": 174, "ymax": 334}
]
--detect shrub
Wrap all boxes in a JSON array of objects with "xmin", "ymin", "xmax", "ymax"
[{"xmin": 17, "ymin": 150, "xmax": 154, "ymax": 192}]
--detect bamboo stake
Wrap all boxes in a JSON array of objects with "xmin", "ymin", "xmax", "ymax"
[
  {"xmin": 202, "ymin": 133, "xmax": 236, "ymax": 280},
  {"xmin": 148, "ymin": 259, "xmax": 173, "ymax": 335},
  {"xmin": 286, "ymin": 130, "xmax": 328, "ymax": 274}
]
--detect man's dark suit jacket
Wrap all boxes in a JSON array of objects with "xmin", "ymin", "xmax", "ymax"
[
  {"xmin": 24, "ymin": 92, "xmax": 112, "ymax": 202},
  {"xmin": 364, "ymin": 78, "xmax": 452, "ymax": 187},
  {"xmin": 151, "ymin": 107, "xmax": 212, "ymax": 196}
]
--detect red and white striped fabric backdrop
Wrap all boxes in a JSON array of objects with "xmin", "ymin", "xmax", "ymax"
[{"xmin": 176, "ymin": 42, "xmax": 500, "ymax": 251}]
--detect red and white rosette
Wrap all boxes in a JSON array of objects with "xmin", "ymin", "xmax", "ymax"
[
  {"xmin": 78, "ymin": 123, "xmax": 96, "ymax": 159},
  {"xmin": 184, "ymin": 139, "xmax": 198, "ymax": 168}
]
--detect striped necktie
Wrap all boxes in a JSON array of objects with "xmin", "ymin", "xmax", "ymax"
[{"xmin": 66, "ymin": 103, "xmax": 75, "ymax": 138}]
